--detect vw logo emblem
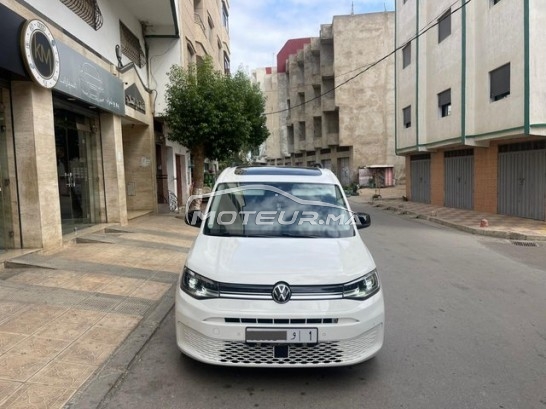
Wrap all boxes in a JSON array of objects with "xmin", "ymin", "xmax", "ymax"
[{"xmin": 272, "ymin": 282, "xmax": 291, "ymax": 304}]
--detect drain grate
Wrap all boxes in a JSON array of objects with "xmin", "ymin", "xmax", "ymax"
[{"xmin": 511, "ymin": 241, "xmax": 539, "ymax": 247}]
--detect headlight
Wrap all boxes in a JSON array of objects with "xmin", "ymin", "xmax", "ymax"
[
  {"xmin": 181, "ymin": 267, "xmax": 219, "ymax": 299},
  {"xmin": 343, "ymin": 270, "xmax": 380, "ymax": 300}
]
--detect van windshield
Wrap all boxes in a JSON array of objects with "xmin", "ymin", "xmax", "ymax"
[{"xmin": 203, "ymin": 182, "xmax": 356, "ymax": 238}]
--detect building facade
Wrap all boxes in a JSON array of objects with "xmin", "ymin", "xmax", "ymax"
[
  {"xmin": 396, "ymin": 0, "xmax": 546, "ymax": 220},
  {"xmin": 262, "ymin": 12, "xmax": 403, "ymax": 188},
  {"xmin": 0, "ymin": 0, "xmax": 230, "ymax": 251},
  {"xmin": 253, "ymin": 66, "xmax": 280, "ymax": 163},
  {"xmin": 155, "ymin": 0, "xmax": 230, "ymax": 206}
]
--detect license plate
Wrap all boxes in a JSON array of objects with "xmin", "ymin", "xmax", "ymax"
[{"xmin": 245, "ymin": 327, "xmax": 318, "ymax": 344}]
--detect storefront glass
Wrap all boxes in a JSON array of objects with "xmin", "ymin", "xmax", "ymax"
[{"xmin": 54, "ymin": 104, "xmax": 103, "ymax": 234}]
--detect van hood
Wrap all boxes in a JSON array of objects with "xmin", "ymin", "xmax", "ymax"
[{"xmin": 185, "ymin": 235, "xmax": 376, "ymax": 285}]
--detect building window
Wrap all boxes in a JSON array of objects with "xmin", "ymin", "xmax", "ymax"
[
  {"xmin": 60, "ymin": 0, "xmax": 103, "ymax": 30},
  {"xmin": 402, "ymin": 42, "xmax": 411, "ymax": 69},
  {"xmin": 186, "ymin": 42, "xmax": 196, "ymax": 66},
  {"xmin": 492, "ymin": 0, "xmax": 502, "ymax": 4},
  {"xmin": 438, "ymin": 89, "xmax": 451, "ymax": 117},
  {"xmin": 299, "ymin": 122, "xmax": 306, "ymax": 140},
  {"xmin": 490, "ymin": 63, "xmax": 510, "ymax": 101},
  {"xmin": 314, "ymin": 117, "xmax": 322, "ymax": 139},
  {"xmin": 223, "ymin": 51, "xmax": 230, "ymax": 76},
  {"xmin": 287, "ymin": 125, "xmax": 294, "ymax": 146},
  {"xmin": 207, "ymin": 15, "xmax": 215, "ymax": 44},
  {"xmin": 120, "ymin": 22, "xmax": 146, "ymax": 67},
  {"xmin": 222, "ymin": 1, "xmax": 229, "ymax": 31},
  {"xmin": 298, "ymin": 92, "xmax": 305, "ymax": 112},
  {"xmin": 438, "ymin": 9, "xmax": 451, "ymax": 43},
  {"xmin": 218, "ymin": 39, "xmax": 223, "ymax": 63},
  {"xmin": 403, "ymin": 106, "xmax": 411, "ymax": 128}
]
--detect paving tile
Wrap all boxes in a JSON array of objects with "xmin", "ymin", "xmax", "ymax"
[
  {"xmin": 0, "ymin": 379, "xmax": 22, "ymax": 406},
  {"xmin": 0, "ymin": 332, "xmax": 27, "ymax": 355},
  {"xmin": 56, "ymin": 337, "xmax": 117, "ymax": 366},
  {"xmin": 0, "ymin": 303, "xmax": 26, "ymax": 325},
  {"xmin": 80, "ymin": 326, "xmax": 131, "ymax": 345},
  {"xmin": 0, "ymin": 306, "xmax": 68, "ymax": 336},
  {"xmin": 9, "ymin": 336, "xmax": 70, "ymax": 360},
  {"xmin": 98, "ymin": 277, "xmax": 145, "ymax": 297},
  {"xmin": 60, "ymin": 245, "xmax": 186, "ymax": 273},
  {"xmin": 27, "ymin": 360, "xmax": 97, "ymax": 388},
  {"xmin": 37, "ymin": 271, "xmax": 81, "ymax": 288},
  {"xmin": 0, "ymin": 383, "xmax": 74, "ymax": 409},
  {"xmin": 95, "ymin": 313, "xmax": 141, "ymax": 331},
  {"xmin": 59, "ymin": 275, "xmax": 111, "ymax": 292},
  {"xmin": 130, "ymin": 281, "xmax": 172, "ymax": 300},
  {"xmin": 34, "ymin": 318, "xmax": 93, "ymax": 342},
  {"xmin": 59, "ymin": 308, "xmax": 106, "ymax": 325},
  {"xmin": 0, "ymin": 351, "xmax": 49, "ymax": 382},
  {"xmin": 5, "ymin": 271, "xmax": 45, "ymax": 286}
]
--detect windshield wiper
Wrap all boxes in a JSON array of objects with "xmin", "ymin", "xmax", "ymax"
[
  {"xmin": 207, "ymin": 231, "xmax": 322, "ymax": 238},
  {"xmin": 279, "ymin": 232, "xmax": 322, "ymax": 238},
  {"xmin": 206, "ymin": 231, "xmax": 249, "ymax": 237},
  {"xmin": 241, "ymin": 232, "xmax": 322, "ymax": 238}
]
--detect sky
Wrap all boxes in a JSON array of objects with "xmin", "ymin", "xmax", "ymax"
[{"xmin": 229, "ymin": 0, "xmax": 395, "ymax": 74}]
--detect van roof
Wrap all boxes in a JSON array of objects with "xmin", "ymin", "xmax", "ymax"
[{"xmin": 215, "ymin": 166, "xmax": 340, "ymax": 184}]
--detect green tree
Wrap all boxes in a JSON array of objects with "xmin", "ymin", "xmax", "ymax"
[{"xmin": 164, "ymin": 58, "xmax": 269, "ymax": 207}]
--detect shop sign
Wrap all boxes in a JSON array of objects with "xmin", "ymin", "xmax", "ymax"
[
  {"xmin": 54, "ymin": 42, "xmax": 125, "ymax": 116},
  {"xmin": 125, "ymin": 84, "xmax": 146, "ymax": 113},
  {"xmin": 20, "ymin": 19, "xmax": 60, "ymax": 88}
]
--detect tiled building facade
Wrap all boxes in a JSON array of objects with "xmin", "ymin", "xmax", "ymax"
[{"xmin": 396, "ymin": 0, "xmax": 546, "ymax": 220}]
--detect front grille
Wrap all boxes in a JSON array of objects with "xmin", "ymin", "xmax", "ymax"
[
  {"xmin": 221, "ymin": 342, "xmax": 343, "ymax": 365},
  {"xmin": 224, "ymin": 318, "xmax": 339, "ymax": 324},
  {"xmin": 219, "ymin": 283, "xmax": 344, "ymax": 300},
  {"xmin": 182, "ymin": 324, "xmax": 380, "ymax": 366}
]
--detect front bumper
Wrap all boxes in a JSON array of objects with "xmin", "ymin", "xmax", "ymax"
[{"xmin": 175, "ymin": 288, "xmax": 385, "ymax": 367}]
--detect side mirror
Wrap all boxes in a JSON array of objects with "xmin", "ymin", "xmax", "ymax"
[
  {"xmin": 185, "ymin": 210, "xmax": 203, "ymax": 228},
  {"xmin": 355, "ymin": 212, "xmax": 371, "ymax": 229}
]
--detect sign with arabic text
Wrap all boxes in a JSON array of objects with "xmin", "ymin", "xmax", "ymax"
[{"xmin": 54, "ymin": 42, "xmax": 125, "ymax": 115}]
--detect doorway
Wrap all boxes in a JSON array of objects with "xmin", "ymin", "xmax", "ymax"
[{"xmin": 54, "ymin": 107, "xmax": 102, "ymax": 234}]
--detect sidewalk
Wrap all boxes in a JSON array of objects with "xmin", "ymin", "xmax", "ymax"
[
  {"xmin": 0, "ymin": 211, "xmax": 198, "ymax": 409},
  {"xmin": 350, "ymin": 185, "xmax": 546, "ymax": 241}
]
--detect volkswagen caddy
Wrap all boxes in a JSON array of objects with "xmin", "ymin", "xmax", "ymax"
[{"xmin": 176, "ymin": 166, "xmax": 384, "ymax": 367}]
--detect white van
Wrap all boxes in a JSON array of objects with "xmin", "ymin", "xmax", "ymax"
[{"xmin": 175, "ymin": 166, "xmax": 384, "ymax": 367}]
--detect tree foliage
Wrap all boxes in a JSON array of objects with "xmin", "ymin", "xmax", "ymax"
[{"xmin": 164, "ymin": 58, "xmax": 269, "ymax": 198}]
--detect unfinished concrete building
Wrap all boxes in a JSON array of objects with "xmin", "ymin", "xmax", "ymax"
[{"xmin": 262, "ymin": 12, "xmax": 403, "ymax": 187}]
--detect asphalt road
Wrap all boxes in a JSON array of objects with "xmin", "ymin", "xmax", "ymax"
[{"xmin": 99, "ymin": 204, "xmax": 546, "ymax": 409}]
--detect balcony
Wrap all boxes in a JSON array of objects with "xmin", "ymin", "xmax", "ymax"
[
  {"xmin": 322, "ymin": 93, "xmax": 336, "ymax": 112},
  {"xmin": 118, "ymin": 0, "xmax": 179, "ymax": 37},
  {"xmin": 320, "ymin": 24, "xmax": 333, "ymax": 43},
  {"xmin": 321, "ymin": 64, "xmax": 334, "ymax": 79},
  {"xmin": 310, "ymin": 38, "xmax": 321, "ymax": 55}
]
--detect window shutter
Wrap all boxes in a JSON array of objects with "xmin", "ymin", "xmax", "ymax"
[
  {"xmin": 403, "ymin": 43, "xmax": 411, "ymax": 68},
  {"xmin": 438, "ymin": 10, "xmax": 451, "ymax": 43},
  {"xmin": 403, "ymin": 106, "xmax": 411, "ymax": 126},
  {"xmin": 490, "ymin": 64, "xmax": 510, "ymax": 99},
  {"xmin": 438, "ymin": 89, "xmax": 451, "ymax": 106}
]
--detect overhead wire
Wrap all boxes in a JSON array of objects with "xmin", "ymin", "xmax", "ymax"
[{"xmin": 264, "ymin": 0, "xmax": 473, "ymax": 116}]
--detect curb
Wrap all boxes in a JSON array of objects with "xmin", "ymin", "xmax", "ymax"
[
  {"xmin": 64, "ymin": 282, "xmax": 178, "ymax": 409},
  {"xmin": 370, "ymin": 202, "xmax": 546, "ymax": 242}
]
